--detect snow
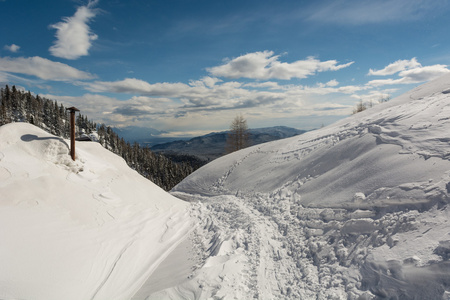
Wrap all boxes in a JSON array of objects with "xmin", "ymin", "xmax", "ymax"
[
  {"xmin": 167, "ymin": 73, "xmax": 450, "ymax": 299},
  {"xmin": 174, "ymin": 73, "xmax": 450, "ymax": 208},
  {"xmin": 3, "ymin": 73, "xmax": 450, "ymax": 299},
  {"xmin": 0, "ymin": 123, "xmax": 192, "ymax": 300}
]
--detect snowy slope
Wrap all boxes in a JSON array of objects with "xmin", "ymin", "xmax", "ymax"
[
  {"xmin": 174, "ymin": 74, "xmax": 450, "ymax": 208},
  {"xmin": 4, "ymin": 71, "xmax": 450, "ymax": 300},
  {"xmin": 0, "ymin": 123, "xmax": 192, "ymax": 300},
  {"xmin": 165, "ymin": 74, "xmax": 450, "ymax": 299}
]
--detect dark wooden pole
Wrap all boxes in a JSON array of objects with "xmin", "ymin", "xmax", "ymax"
[{"xmin": 66, "ymin": 107, "xmax": 80, "ymax": 161}]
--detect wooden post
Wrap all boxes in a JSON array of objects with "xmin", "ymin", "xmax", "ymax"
[{"xmin": 66, "ymin": 107, "xmax": 80, "ymax": 161}]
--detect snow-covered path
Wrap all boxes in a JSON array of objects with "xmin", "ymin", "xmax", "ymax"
[
  {"xmin": 148, "ymin": 191, "xmax": 450, "ymax": 299},
  {"xmin": 160, "ymin": 74, "xmax": 450, "ymax": 299}
]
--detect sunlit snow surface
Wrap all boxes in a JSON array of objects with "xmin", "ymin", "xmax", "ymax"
[
  {"xmin": 0, "ymin": 123, "xmax": 192, "ymax": 300},
  {"xmin": 2, "ymin": 73, "xmax": 450, "ymax": 300},
  {"xmin": 166, "ymin": 74, "xmax": 450, "ymax": 299}
]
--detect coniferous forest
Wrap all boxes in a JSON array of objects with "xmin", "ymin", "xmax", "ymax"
[{"xmin": 0, "ymin": 85, "xmax": 195, "ymax": 191}]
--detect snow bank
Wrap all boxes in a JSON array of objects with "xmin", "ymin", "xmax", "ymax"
[{"xmin": 0, "ymin": 123, "xmax": 192, "ymax": 300}]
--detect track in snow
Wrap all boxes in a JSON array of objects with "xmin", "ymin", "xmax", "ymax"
[{"xmin": 161, "ymin": 191, "xmax": 450, "ymax": 299}]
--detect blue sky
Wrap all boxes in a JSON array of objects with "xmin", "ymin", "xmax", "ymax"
[{"xmin": 1, "ymin": 0, "xmax": 450, "ymax": 137}]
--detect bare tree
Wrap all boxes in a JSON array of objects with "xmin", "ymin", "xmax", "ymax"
[
  {"xmin": 379, "ymin": 96, "xmax": 390, "ymax": 103},
  {"xmin": 226, "ymin": 114, "xmax": 250, "ymax": 153},
  {"xmin": 352, "ymin": 100, "xmax": 367, "ymax": 114}
]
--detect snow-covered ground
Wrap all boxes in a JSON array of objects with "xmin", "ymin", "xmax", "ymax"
[
  {"xmin": 0, "ymin": 123, "xmax": 192, "ymax": 300},
  {"xmin": 165, "ymin": 74, "xmax": 450, "ymax": 299},
  {"xmin": 2, "ymin": 73, "xmax": 450, "ymax": 300}
]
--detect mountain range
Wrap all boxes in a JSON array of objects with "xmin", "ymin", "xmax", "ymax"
[{"xmin": 150, "ymin": 126, "xmax": 307, "ymax": 162}]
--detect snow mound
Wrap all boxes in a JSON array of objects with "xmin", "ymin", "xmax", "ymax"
[
  {"xmin": 174, "ymin": 73, "xmax": 450, "ymax": 209},
  {"xmin": 0, "ymin": 123, "xmax": 192, "ymax": 300}
]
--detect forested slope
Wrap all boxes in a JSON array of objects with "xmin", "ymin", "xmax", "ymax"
[{"xmin": 0, "ymin": 85, "xmax": 194, "ymax": 190}]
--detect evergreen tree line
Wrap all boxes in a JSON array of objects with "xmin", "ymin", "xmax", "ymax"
[{"xmin": 0, "ymin": 85, "xmax": 195, "ymax": 191}]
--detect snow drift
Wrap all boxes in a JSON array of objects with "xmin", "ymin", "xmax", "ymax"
[
  {"xmin": 0, "ymin": 123, "xmax": 192, "ymax": 300},
  {"xmin": 168, "ymin": 74, "xmax": 450, "ymax": 299}
]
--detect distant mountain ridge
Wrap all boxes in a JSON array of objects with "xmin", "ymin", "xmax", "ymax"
[
  {"xmin": 151, "ymin": 126, "xmax": 307, "ymax": 162},
  {"xmin": 111, "ymin": 126, "xmax": 186, "ymax": 147}
]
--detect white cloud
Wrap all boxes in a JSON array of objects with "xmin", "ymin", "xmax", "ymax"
[
  {"xmin": 367, "ymin": 64, "xmax": 450, "ymax": 87},
  {"xmin": 82, "ymin": 75, "xmax": 370, "ymax": 119},
  {"xmin": 49, "ymin": 0, "xmax": 99, "ymax": 59},
  {"xmin": 85, "ymin": 78, "xmax": 192, "ymax": 96},
  {"xmin": 0, "ymin": 71, "xmax": 9, "ymax": 83},
  {"xmin": 3, "ymin": 44, "xmax": 20, "ymax": 53},
  {"xmin": 45, "ymin": 74, "xmax": 381, "ymax": 133},
  {"xmin": 189, "ymin": 76, "xmax": 222, "ymax": 88},
  {"xmin": 399, "ymin": 65, "xmax": 450, "ymax": 82},
  {"xmin": 0, "ymin": 56, "xmax": 95, "ymax": 81},
  {"xmin": 337, "ymin": 85, "xmax": 368, "ymax": 94},
  {"xmin": 207, "ymin": 51, "xmax": 354, "ymax": 80},
  {"xmin": 317, "ymin": 79, "xmax": 340, "ymax": 88},
  {"xmin": 351, "ymin": 90, "xmax": 392, "ymax": 102},
  {"xmin": 326, "ymin": 79, "xmax": 339, "ymax": 87},
  {"xmin": 366, "ymin": 78, "xmax": 402, "ymax": 87},
  {"xmin": 40, "ymin": 93, "xmax": 176, "ymax": 126},
  {"xmin": 368, "ymin": 58, "xmax": 421, "ymax": 76},
  {"xmin": 243, "ymin": 81, "xmax": 282, "ymax": 89},
  {"xmin": 42, "ymin": 93, "xmax": 117, "ymax": 117}
]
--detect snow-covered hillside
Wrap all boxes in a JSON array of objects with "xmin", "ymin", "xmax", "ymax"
[
  {"xmin": 3, "ymin": 73, "xmax": 450, "ymax": 300},
  {"xmin": 167, "ymin": 74, "xmax": 450, "ymax": 299},
  {"xmin": 174, "ymin": 74, "xmax": 450, "ymax": 207},
  {"xmin": 0, "ymin": 123, "xmax": 192, "ymax": 300}
]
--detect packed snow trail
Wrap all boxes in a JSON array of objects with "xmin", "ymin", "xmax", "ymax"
[{"xmin": 151, "ymin": 193, "xmax": 450, "ymax": 299}]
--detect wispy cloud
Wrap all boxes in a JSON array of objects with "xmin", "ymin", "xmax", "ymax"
[
  {"xmin": 49, "ymin": 0, "xmax": 99, "ymax": 59},
  {"xmin": 0, "ymin": 56, "xmax": 95, "ymax": 81},
  {"xmin": 46, "ymin": 53, "xmax": 448, "ymax": 132},
  {"xmin": 207, "ymin": 51, "xmax": 354, "ymax": 80},
  {"xmin": 367, "ymin": 58, "xmax": 449, "ymax": 86},
  {"xmin": 3, "ymin": 44, "xmax": 20, "ymax": 53},
  {"xmin": 400, "ymin": 65, "xmax": 450, "ymax": 82},
  {"xmin": 368, "ymin": 58, "xmax": 421, "ymax": 76},
  {"xmin": 85, "ymin": 78, "xmax": 192, "ymax": 96},
  {"xmin": 46, "ymin": 81, "xmax": 357, "ymax": 132},
  {"xmin": 351, "ymin": 90, "xmax": 393, "ymax": 102},
  {"xmin": 306, "ymin": 0, "xmax": 449, "ymax": 25},
  {"xmin": 81, "ymin": 74, "xmax": 366, "ymax": 119}
]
